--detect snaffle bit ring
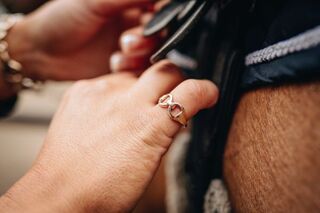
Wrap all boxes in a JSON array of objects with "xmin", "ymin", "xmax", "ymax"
[{"xmin": 158, "ymin": 94, "xmax": 188, "ymax": 127}]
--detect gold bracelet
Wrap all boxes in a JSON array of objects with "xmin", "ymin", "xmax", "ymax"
[{"xmin": 0, "ymin": 14, "xmax": 42, "ymax": 92}]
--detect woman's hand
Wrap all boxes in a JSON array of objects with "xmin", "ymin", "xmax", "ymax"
[
  {"xmin": 0, "ymin": 61, "xmax": 218, "ymax": 212},
  {"xmin": 110, "ymin": 22, "xmax": 163, "ymax": 72},
  {"xmin": 110, "ymin": 14, "xmax": 163, "ymax": 72},
  {"xmin": 6, "ymin": 0, "xmax": 152, "ymax": 81},
  {"xmin": 110, "ymin": 1, "xmax": 172, "ymax": 72}
]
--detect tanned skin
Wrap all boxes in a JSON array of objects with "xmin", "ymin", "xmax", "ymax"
[
  {"xmin": 224, "ymin": 81, "xmax": 320, "ymax": 212},
  {"xmin": 134, "ymin": 81, "xmax": 320, "ymax": 213}
]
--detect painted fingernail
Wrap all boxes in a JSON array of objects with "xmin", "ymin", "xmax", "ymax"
[
  {"xmin": 121, "ymin": 34, "xmax": 140, "ymax": 52},
  {"xmin": 110, "ymin": 53, "xmax": 123, "ymax": 72}
]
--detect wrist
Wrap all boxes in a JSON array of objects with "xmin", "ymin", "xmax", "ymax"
[{"xmin": 6, "ymin": 17, "xmax": 47, "ymax": 81}]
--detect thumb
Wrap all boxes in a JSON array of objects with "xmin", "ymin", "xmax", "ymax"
[
  {"xmin": 151, "ymin": 79, "xmax": 219, "ymax": 148},
  {"xmin": 88, "ymin": 0, "xmax": 153, "ymax": 17}
]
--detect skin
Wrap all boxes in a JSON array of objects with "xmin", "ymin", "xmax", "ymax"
[
  {"xmin": 1, "ymin": 1, "xmax": 196, "ymax": 212},
  {"xmin": 110, "ymin": 27, "xmax": 162, "ymax": 72},
  {"xmin": 133, "ymin": 81, "xmax": 320, "ymax": 213},
  {"xmin": 0, "ymin": 0, "xmax": 155, "ymax": 99},
  {"xmin": 3, "ymin": 1, "xmax": 317, "ymax": 211},
  {"xmin": 0, "ymin": 60, "xmax": 218, "ymax": 212},
  {"xmin": 115, "ymin": 22, "xmax": 320, "ymax": 212},
  {"xmin": 224, "ymin": 81, "xmax": 320, "ymax": 212}
]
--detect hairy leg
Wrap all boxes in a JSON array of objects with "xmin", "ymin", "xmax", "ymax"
[{"xmin": 224, "ymin": 81, "xmax": 320, "ymax": 212}]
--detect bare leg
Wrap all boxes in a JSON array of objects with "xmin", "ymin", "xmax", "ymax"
[{"xmin": 224, "ymin": 81, "xmax": 320, "ymax": 212}]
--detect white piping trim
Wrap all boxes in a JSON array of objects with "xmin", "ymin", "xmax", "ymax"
[{"xmin": 245, "ymin": 25, "xmax": 320, "ymax": 66}]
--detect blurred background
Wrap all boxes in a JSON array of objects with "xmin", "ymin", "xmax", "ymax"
[
  {"xmin": 1, "ymin": 0, "xmax": 47, "ymax": 13},
  {"xmin": 0, "ymin": 82, "xmax": 71, "ymax": 194},
  {"xmin": 0, "ymin": 0, "xmax": 65, "ymax": 195}
]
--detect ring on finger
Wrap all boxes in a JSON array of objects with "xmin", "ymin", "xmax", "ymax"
[{"xmin": 158, "ymin": 94, "xmax": 188, "ymax": 127}]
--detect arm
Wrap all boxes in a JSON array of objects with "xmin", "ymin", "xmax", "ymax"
[{"xmin": 0, "ymin": 61, "xmax": 218, "ymax": 212}]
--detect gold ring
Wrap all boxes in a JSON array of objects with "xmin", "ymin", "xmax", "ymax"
[{"xmin": 158, "ymin": 94, "xmax": 188, "ymax": 127}]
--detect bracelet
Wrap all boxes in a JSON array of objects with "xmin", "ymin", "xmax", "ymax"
[{"xmin": 0, "ymin": 14, "xmax": 42, "ymax": 92}]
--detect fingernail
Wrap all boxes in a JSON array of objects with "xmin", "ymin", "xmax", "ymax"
[
  {"xmin": 121, "ymin": 34, "xmax": 140, "ymax": 52},
  {"xmin": 110, "ymin": 53, "xmax": 123, "ymax": 72}
]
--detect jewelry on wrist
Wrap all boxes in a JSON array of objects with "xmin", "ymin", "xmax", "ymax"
[{"xmin": 0, "ymin": 14, "xmax": 42, "ymax": 92}]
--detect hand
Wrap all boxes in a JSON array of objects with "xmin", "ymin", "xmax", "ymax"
[
  {"xmin": 110, "ymin": 26, "xmax": 161, "ymax": 72},
  {"xmin": 110, "ymin": 13, "xmax": 164, "ymax": 72},
  {"xmin": 110, "ymin": 1, "xmax": 171, "ymax": 72},
  {"xmin": 0, "ymin": 61, "xmax": 218, "ymax": 212},
  {"xmin": 7, "ymin": 0, "xmax": 152, "ymax": 81}
]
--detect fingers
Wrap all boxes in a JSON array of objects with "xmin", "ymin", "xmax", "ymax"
[
  {"xmin": 140, "ymin": 13, "xmax": 153, "ymax": 25},
  {"xmin": 120, "ymin": 27, "xmax": 159, "ymax": 54},
  {"xmin": 110, "ymin": 26, "xmax": 161, "ymax": 72},
  {"xmin": 170, "ymin": 79, "xmax": 219, "ymax": 119},
  {"xmin": 121, "ymin": 9, "xmax": 143, "ymax": 29},
  {"xmin": 110, "ymin": 51, "xmax": 150, "ymax": 72},
  {"xmin": 132, "ymin": 60, "xmax": 185, "ymax": 102},
  {"xmin": 153, "ymin": 79, "xmax": 219, "ymax": 137}
]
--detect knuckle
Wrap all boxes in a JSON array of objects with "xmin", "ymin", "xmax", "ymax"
[
  {"xmin": 147, "ymin": 60, "xmax": 184, "ymax": 82},
  {"xmin": 93, "ymin": 78, "xmax": 113, "ymax": 91},
  {"xmin": 70, "ymin": 80, "xmax": 91, "ymax": 92},
  {"xmin": 153, "ymin": 60, "xmax": 181, "ymax": 74},
  {"xmin": 63, "ymin": 80, "xmax": 92, "ymax": 100},
  {"xmin": 114, "ymin": 72, "xmax": 136, "ymax": 82},
  {"xmin": 96, "ymin": 73, "xmax": 135, "ymax": 91}
]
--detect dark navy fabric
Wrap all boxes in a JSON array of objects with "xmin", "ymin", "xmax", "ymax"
[
  {"xmin": 244, "ymin": 0, "xmax": 320, "ymax": 53},
  {"xmin": 241, "ymin": 0, "xmax": 320, "ymax": 89},
  {"xmin": 242, "ymin": 45, "xmax": 320, "ymax": 89}
]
